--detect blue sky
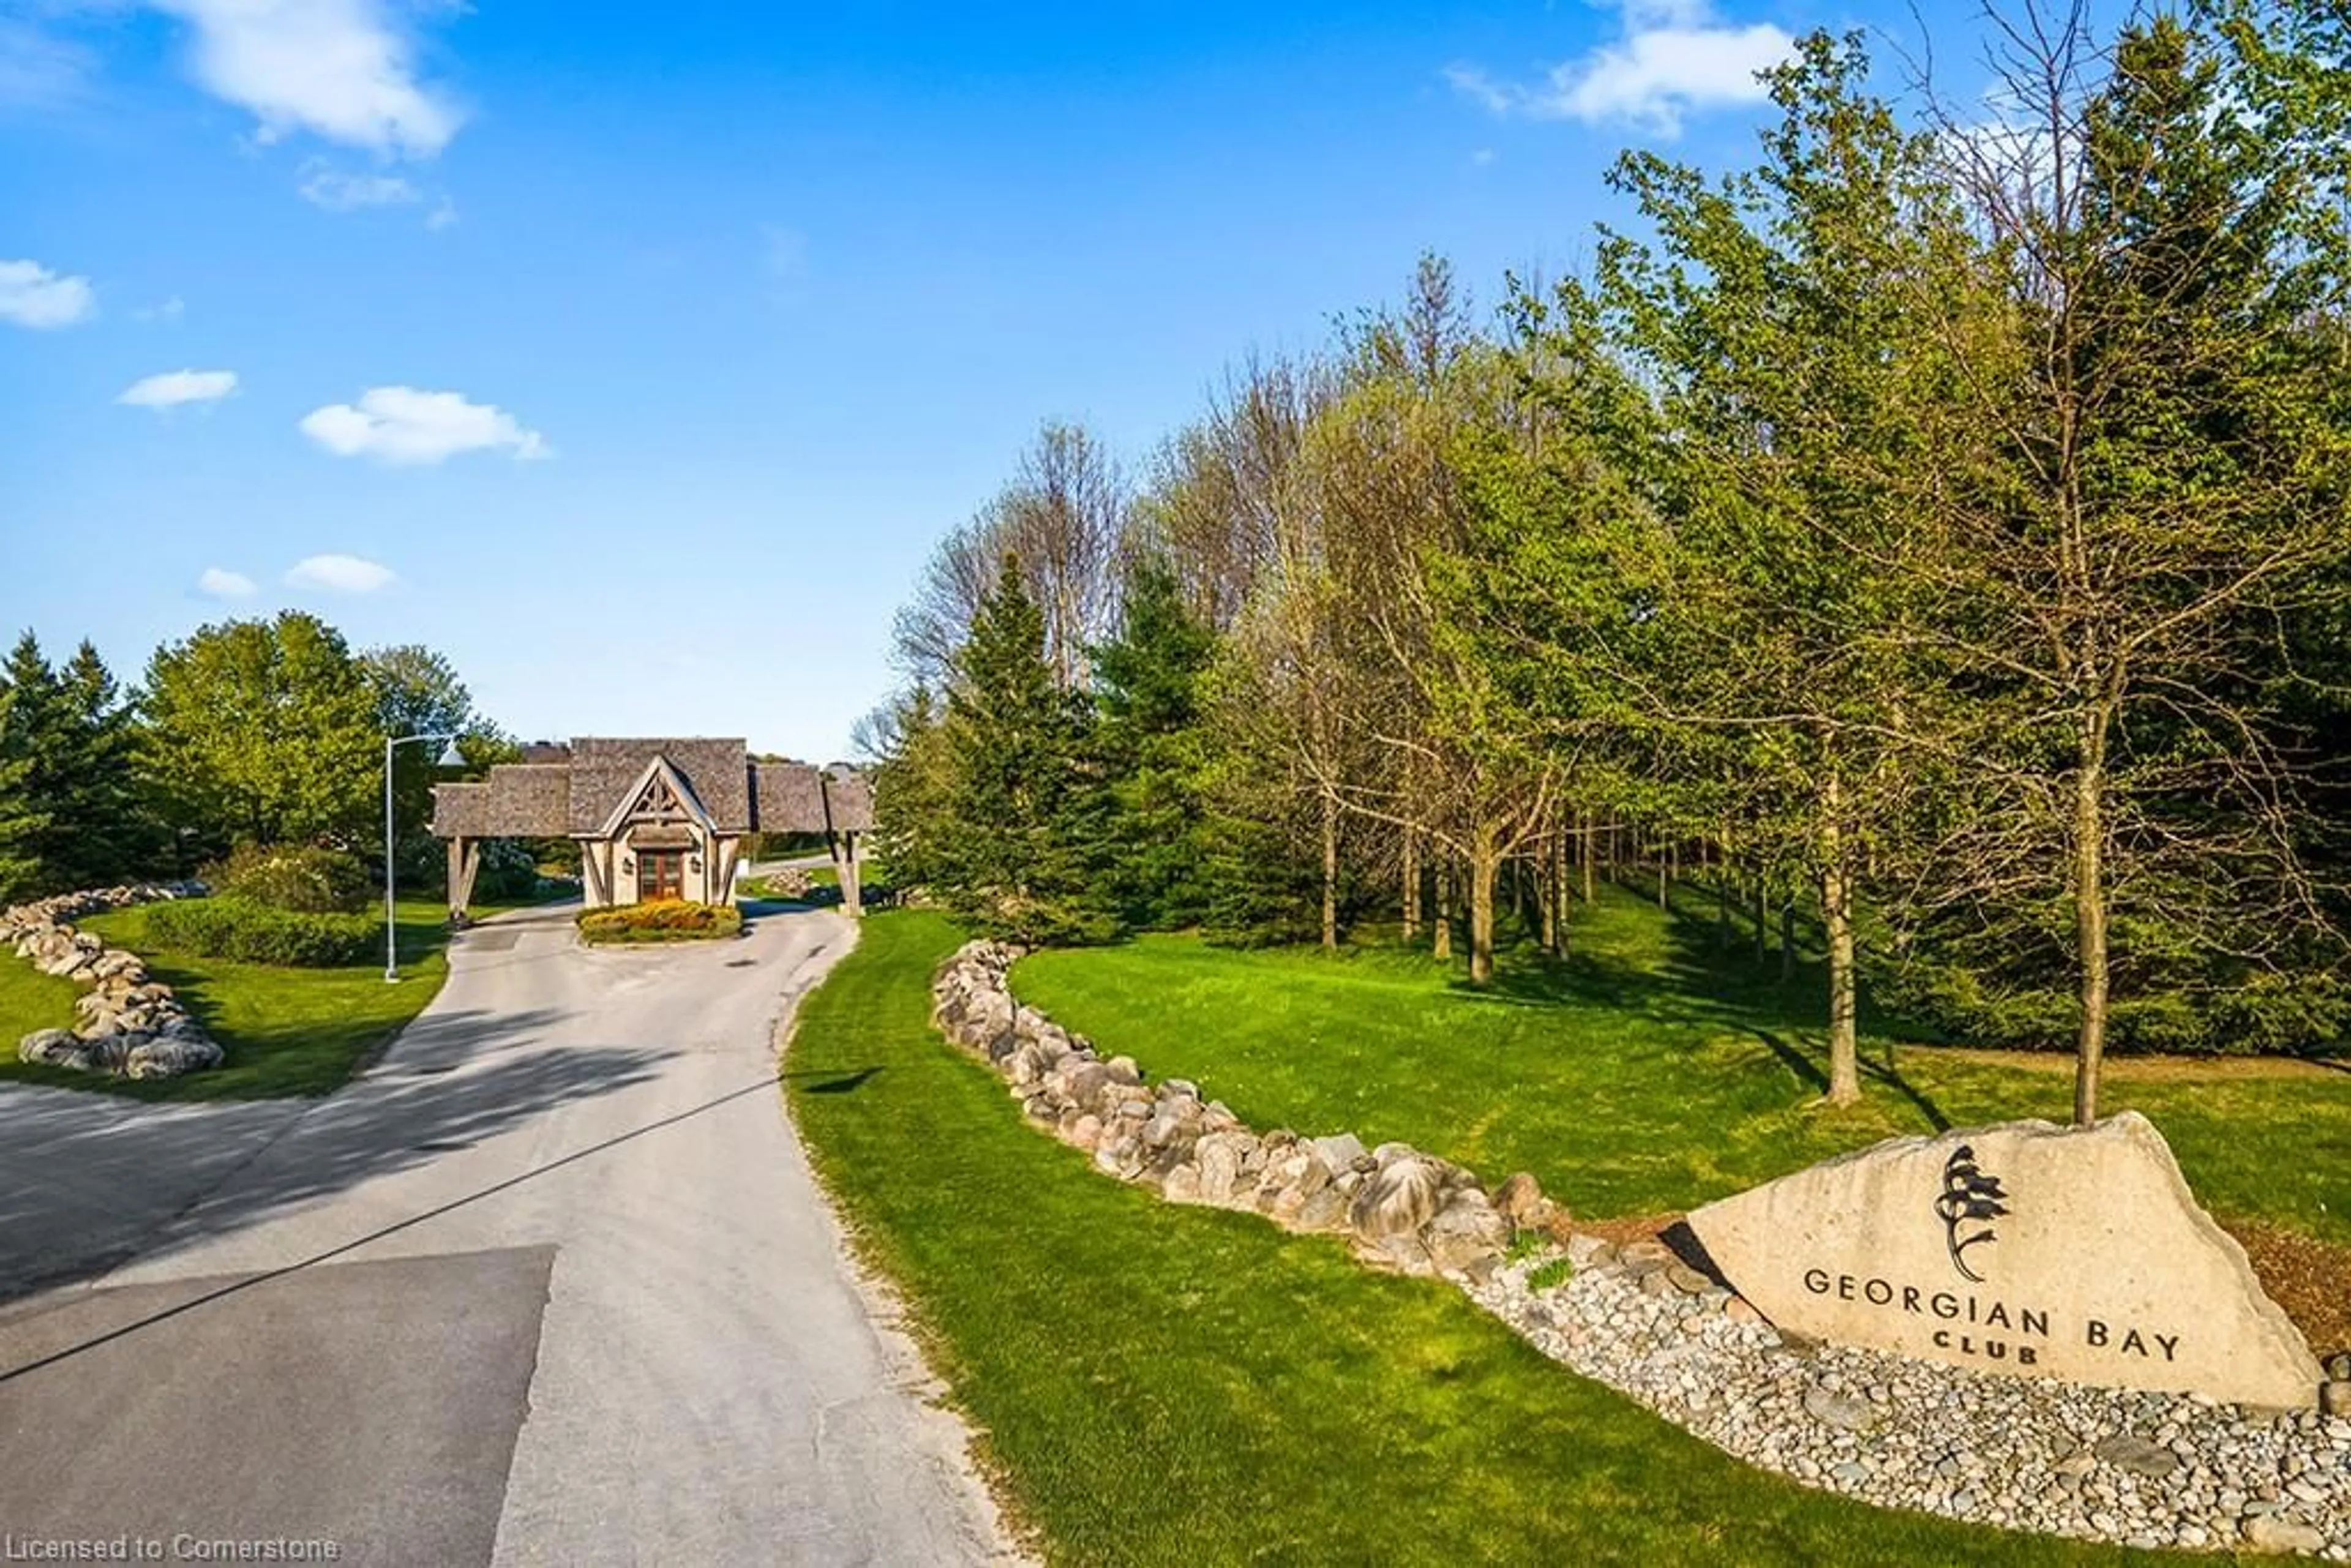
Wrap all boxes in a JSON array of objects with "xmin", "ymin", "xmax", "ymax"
[{"xmin": 1, "ymin": 0, "xmax": 1917, "ymax": 760}]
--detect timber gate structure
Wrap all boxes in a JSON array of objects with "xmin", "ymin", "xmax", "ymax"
[{"xmin": 429, "ymin": 737, "xmax": 875, "ymax": 917}]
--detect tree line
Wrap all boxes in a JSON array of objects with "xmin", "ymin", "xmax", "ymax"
[
  {"xmin": 0, "ymin": 611, "xmax": 505, "ymax": 902},
  {"xmin": 865, "ymin": 2, "xmax": 2351, "ymax": 1124}
]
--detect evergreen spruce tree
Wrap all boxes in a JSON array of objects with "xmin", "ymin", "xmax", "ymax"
[
  {"xmin": 0, "ymin": 634, "xmax": 69, "ymax": 896},
  {"xmin": 0, "ymin": 677, "xmax": 48, "ymax": 902},
  {"xmin": 1091, "ymin": 559, "xmax": 1216, "ymax": 928},
  {"xmin": 937, "ymin": 557, "xmax": 1108, "ymax": 943},
  {"xmin": 55, "ymin": 640, "xmax": 148, "ymax": 887}
]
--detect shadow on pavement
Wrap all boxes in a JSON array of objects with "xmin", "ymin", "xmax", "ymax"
[
  {"xmin": 0, "ymin": 1013, "xmax": 675, "ymax": 1305},
  {"xmin": 0, "ymin": 1074, "xmax": 777, "ymax": 1384}
]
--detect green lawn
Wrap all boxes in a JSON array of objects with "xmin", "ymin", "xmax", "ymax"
[
  {"xmin": 790, "ymin": 911, "xmax": 2145, "ymax": 1566},
  {"xmin": 0, "ymin": 896, "xmax": 530, "ymax": 1100},
  {"xmin": 1011, "ymin": 885, "xmax": 2351, "ymax": 1250}
]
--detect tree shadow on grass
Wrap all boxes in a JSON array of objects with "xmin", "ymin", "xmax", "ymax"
[
  {"xmin": 1439, "ymin": 879, "xmax": 1941, "ymax": 1049},
  {"xmin": 788, "ymin": 1066, "xmax": 883, "ymax": 1095}
]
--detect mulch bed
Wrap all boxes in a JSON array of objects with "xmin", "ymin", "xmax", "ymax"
[{"xmin": 2227, "ymin": 1220, "xmax": 2351, "ymax": 1362}]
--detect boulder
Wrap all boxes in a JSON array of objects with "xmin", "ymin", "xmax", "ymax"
[
  {"xmin": 1423, "ymin": 1190, "xmax": 1511, "ymax": 1274},
  {"xmin": 1294, "ymin": 1187, "xmax": 1350, "ymax": 1234},
  {"xmin": 1311, "ymin": 1132, "xmax": 1369, "ymax": 1172},
  {"xmin": 1194, "ymin": 1133, "xmax": 1244, "ymax": 1203},
  {"xmin": 1491, "ymin": 1171, "xmax": 1546, "ymax": 1226},
  {"xmin": 1687, "ymin": 1112, "xmax": 2325, "ymax": 1408},
  {"xmin": 2242, "ymin": 1515, "xmax": 2327, "ymax": 1555},
  {"xmin": 18, "ymin": 1028, "xmax": 76, "ymax": 1065},
  {"xmin": 1350, "ymin": 1155, "xmax": 1444, "ymax": 1242},
  {"xmin": 126, "ymin": 1035, "xmax": 223, "ymax": 1079}
]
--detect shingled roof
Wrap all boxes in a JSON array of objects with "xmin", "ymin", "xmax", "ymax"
[
  {"xmin": 430, "ymin": 740, "xmax": 874, "ymax": 839},
  {"xmin": 569, "ymin": 737, "xmax": 752, "ymax": 834}
]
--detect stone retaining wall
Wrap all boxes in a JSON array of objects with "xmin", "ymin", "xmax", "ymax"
[
  {"xmin": 928, "ymin": 939, "xmax": 2351, "ymax": 1559},
  {"xmin": 3, "ymin": 883, "xmax": 224, "ymax": 1079}
]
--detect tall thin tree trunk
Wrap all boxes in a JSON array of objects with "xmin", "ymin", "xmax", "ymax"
[
  {"xmin": 1715, "ymin": 847, "xmax": 1733, "ymax": 950},
  {"xmin": 1752, "ymin": 876, "xmax": 1768, "ymax": 965},
  {"xmin": 1656, "ymin": 843, "xmax": 1669, "ymax": 910},
  {"xmin": 1320, "ymin": 792, "xmax": 1338, "ymax": 952},
  {"xmin": 2072, "ymin": 728, "xmax": 2110, "ymax": 1127},
  {"xmin": 1821, "ymin": 775, "xmax": 1861, "ymax": 1107},
  {"xmin": 1433, "ymin": 857, "xmax": 1453, "ymax": 962},
  {"xmin": 1552, "ymin": 836, "xmax": 1569, "ymax": 956},
  {"xmin": 1580, "ymin": 812, "xmax": 1597, "ymax": 904},
  {"xmin": 1402, "ymin": 828, "xmax": 1421, "ymax": 942},
  {"xmin": 1539, "ymin": 845, "xmax": 1558, "ymax": 955},
  {"xmin": 1781, "ymin": 901, "xmax": 1796, "ymax": 983},
  {"xmin": 1469, "ymin": 825, "xmax": 1498, "ymax": 986}
]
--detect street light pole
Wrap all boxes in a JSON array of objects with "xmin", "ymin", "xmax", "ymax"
[{"xmin": 385, "ymin": 732, "xmax": 465, "ymax": 983}]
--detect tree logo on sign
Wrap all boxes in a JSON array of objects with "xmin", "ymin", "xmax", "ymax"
[{"xmin": 1936, "ymin": 1145, "xmax": 2011, "ymax": 1283}]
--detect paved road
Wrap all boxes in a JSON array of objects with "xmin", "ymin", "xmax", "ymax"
[{"xmin": 0, "ymin": 904, "xmax": 1014, "ymax": 1566}]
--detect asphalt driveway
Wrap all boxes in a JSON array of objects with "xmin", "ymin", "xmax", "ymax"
[{"xmin": 0, "ymin": 903, "xmax": 1013, "ymax": 1566}]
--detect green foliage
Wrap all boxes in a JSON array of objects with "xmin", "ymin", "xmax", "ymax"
[
  {"xmin": 204, "ymin": 842, "xmax": 372, "ymax": 914},
  {"xmin": 142, "ymin": 613, "xmax": 383, "ymax": 858},
  {"xmin": 929, "ymin": 557, "xmax": 1112, "ymax": 945},
  {"xmin": 1525, "ymin": 1256, "xmax": 1575, "ymax": 1293},
  {"xmin": 1089, "ymin": 558, "xmax": 1217, "ymax": 929},
  {"xmin": 0, "ymin": 632, "xmax": 153, "ymax": 898},
  {"xmin": 472, "ymin": 838, "xmax": 546, "ymax": 902},
  {"xmin": 145, "ymin": 896, "xmax": 379, "ymax": 967},
  {"xmin": 0, "ymin": 683, "xmax": 43, "ymax": 905},
  {"xmin": 0, "ymin": 898, "xmax": 473, "ymax": 1100},
  {"xmin": 576, "ymin": 901, "xmax": 743, "ymax": 943},
  {"xmin": 1013, "ymin": 887, "xmax": 2351, "ymax": 1247}
]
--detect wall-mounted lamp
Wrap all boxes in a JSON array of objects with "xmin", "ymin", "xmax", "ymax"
[
  {"xmin": 688, "ymin": 855, "xmax": 703, "ymax": 875},
  {"xmin": 621, "ymin": 857, "xmax": 636, "ymax": 876}
]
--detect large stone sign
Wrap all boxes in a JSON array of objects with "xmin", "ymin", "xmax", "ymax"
[{"xmin": 1685, "ymin": 1112, "xmax": 2323, "ymax": 1409}]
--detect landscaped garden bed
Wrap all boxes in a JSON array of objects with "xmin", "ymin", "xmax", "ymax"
[
  {"xmin": 789, "ymin": 911, "xmax": 2148, "ymax": 1566},
  {"xmin": 577, "ymin": 899, "xmax": 743, "ymax": 944}
]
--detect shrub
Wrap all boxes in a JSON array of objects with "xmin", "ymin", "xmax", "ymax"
[
  {"xmin": 205, "ymin": 843, "xmax": 372, "ymax": 914},
  {"xmin": 146, "ymin": 896, "xmax": 379, "ymax": 967},
  {"xmin": 576, "ymin": 900, "xmax": 744, "ymax": 945},
  {"xmin": 474, "ymin": 838, "xmax": 543, "ymax": 902}
]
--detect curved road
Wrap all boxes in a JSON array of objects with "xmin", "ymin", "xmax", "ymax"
[{"xmin": 0, "ymin": 902, "xmax": 1014, "ymax": 1566}]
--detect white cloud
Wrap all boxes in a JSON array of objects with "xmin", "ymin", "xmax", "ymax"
[
  {"xmin": 119, "ymin": 369, "xmax": 239, "ymax": 409},
  {"xmin": 286, "ymin": 553, "xmax": 396, "ymax": 594},
  {"xmin": 136, "ymin": 296, "xmax": 188, "ymax": 323},
  {"xmin": 0, "ymin": 258, "xmax": 95, "ymax": 328},
  {"xmin": 298, "ymin": 162, "xmax": 420, "ymax": 211},
  {"xmin": 149, "ymin": 0, "xmax": 463, "ymax": 156},
  {"xmin": 197, "ymin": 567, "xmax": 257, "ymax": 599},
  {"xmin": 299, "ymin": 386, "xmax": 551, "ymax": 465},
  {"xmin": 1447, "ymin": 1, "xmax": 1792, "ymax": 138},
  {"xmin": 426, "ymin": 196, "xmax": 457, "ymax": 230}
]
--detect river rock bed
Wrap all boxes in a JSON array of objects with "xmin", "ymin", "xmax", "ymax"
[
  {"xmin": 3, "ymin": 882, "xmax": 223, "ymax": 1079},
  {"xmin": 931, "ymin": 938, "xmax": 2349, "ymax": 1558},
  {"xmin": 1471, "ymin": 1247, "xmax": 2351, "ymax": 1558}
]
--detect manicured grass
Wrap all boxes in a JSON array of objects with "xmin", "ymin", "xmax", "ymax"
[
  {"xmin": 1012, "ymin": 885, "xmax": 2351, "ymax": 1250},
  {"xmin": 0, "ymin": 897, "xmax": 522, "ymax": 1100},
  {"xmin": 789, "ymin": 912, "xmax": 2146, "ymax": 1567}
]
